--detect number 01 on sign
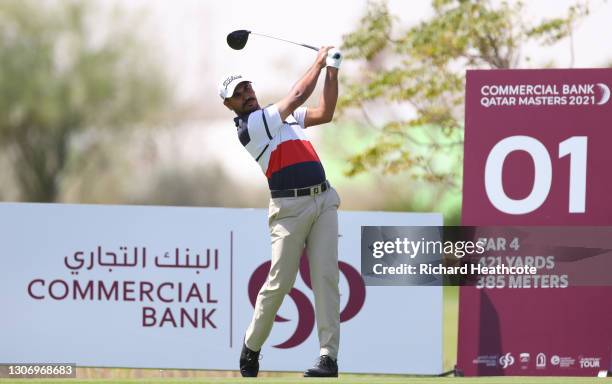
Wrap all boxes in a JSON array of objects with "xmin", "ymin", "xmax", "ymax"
[{"xmin": 485, "ymin": 135, "xmax": 586, "ymax": 214}]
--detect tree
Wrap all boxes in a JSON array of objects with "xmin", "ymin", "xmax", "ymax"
[
  {"xmin": 0, "ymin": 0, "xmax": 169, "ymax": 202},
  {"xmin": 339, "ymin": 0, "xmax": 589, "ymax": 189}
]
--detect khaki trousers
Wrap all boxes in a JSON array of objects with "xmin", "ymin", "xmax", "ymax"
[{"xmin": 245, "ymin": 187, "xmax": 341, "ymax": 359}]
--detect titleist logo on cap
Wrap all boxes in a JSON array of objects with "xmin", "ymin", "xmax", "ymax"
[{"xmin": 223, "ymin": 75, "xmax": 242, "ymax": 89}]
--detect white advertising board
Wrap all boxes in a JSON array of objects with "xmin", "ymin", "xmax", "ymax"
[{"xmin": 0, "ymin": 203, "xmax": 442, "ymax": 374}]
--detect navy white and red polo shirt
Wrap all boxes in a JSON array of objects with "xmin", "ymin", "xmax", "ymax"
[{"xmin": 235, "ymin": 105, "xmax": 326, "ymax": 191}]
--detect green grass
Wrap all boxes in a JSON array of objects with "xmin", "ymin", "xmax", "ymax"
[
  {"xmin": 443, "ymin": 285, "xmax": 458, "ymax": 371},
  {"xmin": 2, "ymin": 377, "xmax": 612, "ymax": 384}
]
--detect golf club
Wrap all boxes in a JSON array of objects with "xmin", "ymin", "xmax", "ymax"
[{"xmin": 227, "ymin": 30, "xmax": 319, "ymax": 52}]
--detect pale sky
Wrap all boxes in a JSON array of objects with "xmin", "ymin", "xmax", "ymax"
[
  {"xmin": 111, "ymin": 0, "xmax": 612, "ymax": 187},
  {"xmin": 117, "ymin": 0, "xmax": 612, "ymax": 111}
]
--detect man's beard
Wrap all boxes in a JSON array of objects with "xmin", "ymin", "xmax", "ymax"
[{"xmin": 242, "ymin": 97, "xmax": 258, "ymax": 113}]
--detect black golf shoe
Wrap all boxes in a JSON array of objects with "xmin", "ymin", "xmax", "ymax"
[
  {"xmin": 303, "ymin": 355, "xmax": 338, "ymax": 377},
  {"xmin": 239, "ymin": 343, "xmax": 260, "ymax": 377}
]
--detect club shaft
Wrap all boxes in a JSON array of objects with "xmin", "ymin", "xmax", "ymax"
[{"xmin": 251, "ymin": 32, "xmax": 318, "ymax": 51}]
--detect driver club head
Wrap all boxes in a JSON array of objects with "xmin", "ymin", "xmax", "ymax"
[{"xmin": 227, "ymin": 30, "xmax": 251, "ymax": 50}]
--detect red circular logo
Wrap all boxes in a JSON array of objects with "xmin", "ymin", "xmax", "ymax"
[{"xmin": 248, "ymin": 250, "xmax": 366, "ymax": 349}]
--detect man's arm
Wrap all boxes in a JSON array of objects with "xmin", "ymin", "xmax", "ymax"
[
  {"xmin": 304, "ymin": 67, "xmax": 338, "ymax": 127},
  {"xmin": 275, "ymin": 47, "xmax": 331, "ymax": 122}
]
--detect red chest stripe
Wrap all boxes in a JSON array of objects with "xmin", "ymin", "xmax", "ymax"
[{"xmin": 265, "ymin": 139, "xmax": 321, "ymax": 178}]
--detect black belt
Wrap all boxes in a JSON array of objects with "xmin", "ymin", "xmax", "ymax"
[{"xmin": 271, "ymin": 180, "xmax": 330, "ymax": 198}]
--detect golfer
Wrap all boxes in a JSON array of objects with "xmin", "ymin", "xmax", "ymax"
[{"xmin": 218, "ymin": 46, "xmax": 342, "ymax": 377}]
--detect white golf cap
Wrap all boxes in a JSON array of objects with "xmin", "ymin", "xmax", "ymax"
[{"xmin": 218, "ymin": 74, "xmax": 252, "ymax": 100}]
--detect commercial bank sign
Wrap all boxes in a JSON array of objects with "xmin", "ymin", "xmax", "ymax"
[{"xmin": 0, "ymin": 203, "xmax": 443, "ymax": 374}]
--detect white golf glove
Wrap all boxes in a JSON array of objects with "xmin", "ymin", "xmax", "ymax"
[{"xmin": 326, "ymin": 48, "xmax": 342, "ymax": 69}]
